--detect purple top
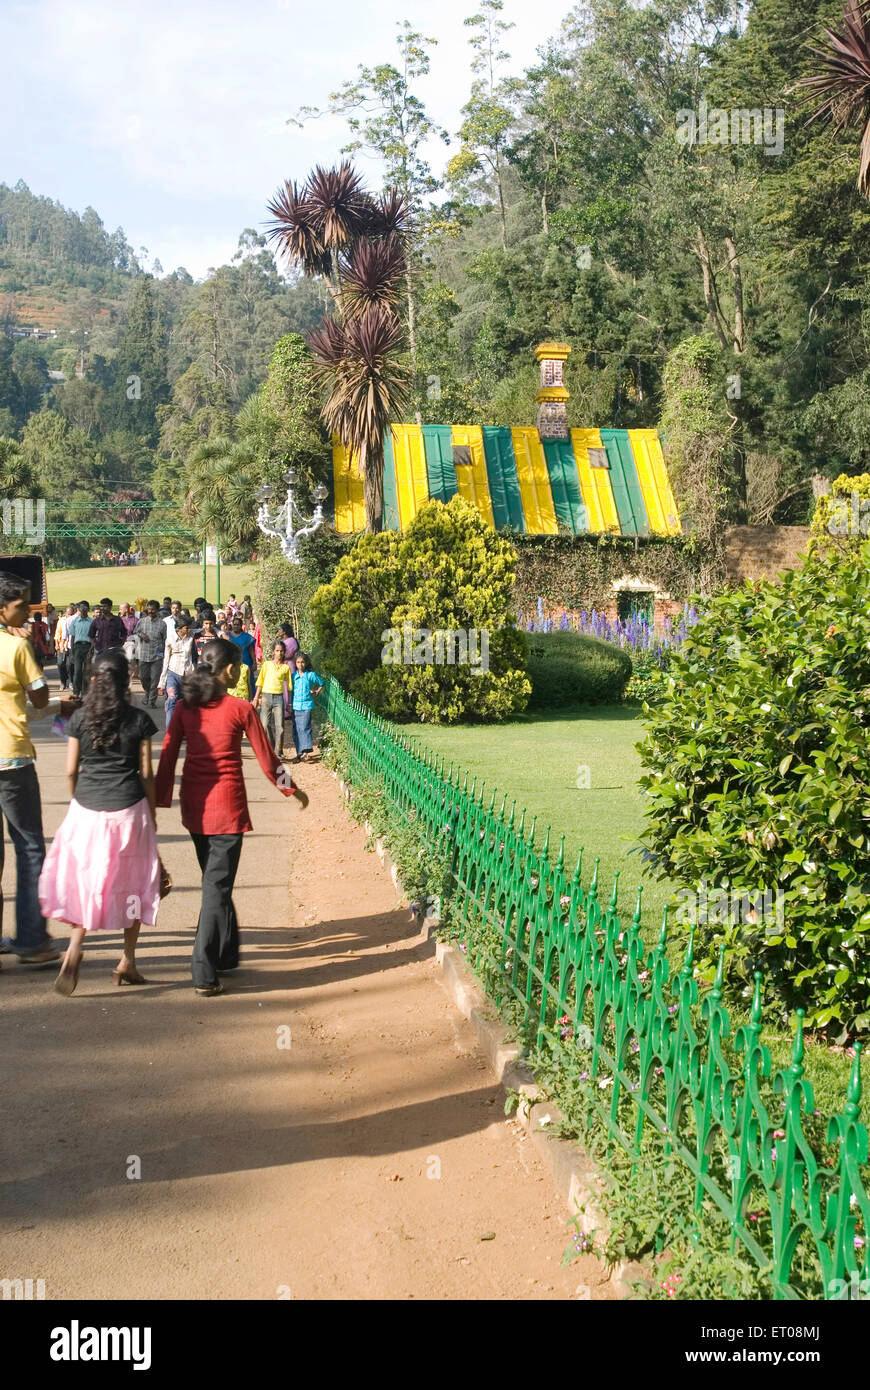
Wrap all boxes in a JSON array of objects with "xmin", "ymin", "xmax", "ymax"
[{"xmin": 89, "ymin": 613, "xmax": 127, "ymax": 653}]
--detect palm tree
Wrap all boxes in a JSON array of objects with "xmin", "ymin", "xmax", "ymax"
[
  {"xmin": 185, "ymin": 436, "xmax": 260, "ymax": 551},
  {"xmin": 798, "ymin": 0, "xmax": 870, "ymax": 196},
  {"xmin": 266, "ymin": 163, "xmax": 409, "ymax": 531},
  {"xmin": 0, "ymin": 437, "xmax": 28, "ymax": 495}
]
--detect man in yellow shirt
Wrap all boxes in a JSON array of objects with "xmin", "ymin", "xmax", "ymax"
[{"xmin": 0, "ymin": 574, "xmax": 67, "ymax": 965}]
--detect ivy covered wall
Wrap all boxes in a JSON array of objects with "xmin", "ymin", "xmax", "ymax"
[{"xmin": 510, "ymin": 534, "xmax": 701, "ymax": 618}]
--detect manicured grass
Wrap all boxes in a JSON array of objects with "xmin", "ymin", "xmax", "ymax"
[
  {"xmin": 406, "ymin": 705, "xmax": 674, "ymax": 929},
  {"xmin": 43, "ymin": 563, "xmax": 257, "ymax": 611},
  {"xmin": 406, "ymin": 707, "xmax": 865, "ymax": 1107}
]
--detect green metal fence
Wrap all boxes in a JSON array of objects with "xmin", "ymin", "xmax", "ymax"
[{"xmin": 321, "ymin": 676, "xmax": 870, "ymax": 1299}]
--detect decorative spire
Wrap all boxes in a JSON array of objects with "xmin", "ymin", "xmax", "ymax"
[{"xmin": 535, "ymin": 341, "xmax": 571, "ymax": 439}]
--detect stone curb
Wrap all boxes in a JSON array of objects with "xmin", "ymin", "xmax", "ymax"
[
  {"xmin": 335, "ymin": 774, "xmax": 405, "ymax": 901},
  {"xmin": 331, "ymin": 766, "xmax": 650, "ymax": 1298}
]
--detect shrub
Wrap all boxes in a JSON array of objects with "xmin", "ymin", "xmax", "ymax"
[
  {"xmin": 810, "ymin": 472, "xmax": 870, "ymax": 551},
  {"xmin": 295, "ymin": 526, "xmax": 357, "ymax": 586},
  {"xmin": 525, "ymin": 630, "xmax": 632, "ymax": 708},
  {"xmin": 253, "ymin": 550, "xmax": 319, "ymax": 651},
  {"xmin": 310, "ymin": 529, "xmax": 404, "ymax": 687},
  {"xmin": 311, "ymin": 495, "xmax": 531, "ymax": 722},
  {"xmin": 638, "ymin": 540, "xmax": 870, "ymax": 1037},
  {"xmin": 625, "ymin": 650, "xmax": 672, "ymax": 706}
]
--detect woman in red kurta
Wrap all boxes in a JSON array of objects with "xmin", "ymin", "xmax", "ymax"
[{"xmin": 155, "ymin": 637, "xmax": 309, "ymax": 996}]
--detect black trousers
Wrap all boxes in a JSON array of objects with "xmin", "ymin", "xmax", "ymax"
[
  {"xmin": 0, "ymin": 763, "xmax": 48, "ymax": 952},
  {"xmin": 139, "ymin": 657, "xmax": 161, "ymax": 704},
  {"xmin": 72, "ymin": 641, "xmax": 90, "ymax": 697},
  {"xmin": 190, "ymin": 833, "xmax": 243, "ymax": 988},
  {"xmin": 57, "ymin": 649, "xmax": 70, "ymax": 688}
]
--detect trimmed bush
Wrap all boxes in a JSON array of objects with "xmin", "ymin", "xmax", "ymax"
[
  {"xmin": 638, "ymin": 540, "xmax": 870, "ymax": 1037},
  {"xmin": 525, "ymin": 631, "xmax": 632, "ymax": 708},
  {"xmin": 253, "ymin": 551, "xmax": 319, "ymax": 651},
  {"xmin": 312, "ymin": 496, "xmax": 531, "ymax": 723}
]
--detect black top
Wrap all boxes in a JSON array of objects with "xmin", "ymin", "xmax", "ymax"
[{"xmin": 68, "ymin": 705, "xmax": 158, "ymax": 811}]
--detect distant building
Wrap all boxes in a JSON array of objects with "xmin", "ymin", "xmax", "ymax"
[{"xmin": 4, "ymin": 325, "xmax": 58, "ymax": 340}]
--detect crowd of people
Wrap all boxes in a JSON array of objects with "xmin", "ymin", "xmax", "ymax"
[
  {"xmin": 88, "ymin": 549, "xmax": 146, "ymax": 566},
  {"xmin": 0, "ymin": 577, "xmax": 315, "ymax": 1001}
]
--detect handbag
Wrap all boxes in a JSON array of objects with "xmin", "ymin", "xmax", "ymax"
[{"xmin": 158, "ymin": 857, "xmax": 173, "ymax": 899}]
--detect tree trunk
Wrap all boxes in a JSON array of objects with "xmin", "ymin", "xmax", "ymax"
[
  {"xmin": 724, "ymin": 235, "xmax": 745, "ymax": 355},
  {"xmin": 362, "ymin": 441, "xmax": 384, "ymax": 533},
  {"xmin": 497, "ymin": 167, "xmax": 508, "ymax": 251},
  {"xmin": 723, "ymin": 233, "xmax": 747, "ymax": 520},
  {"xmin": 694, "ymin": 227, "xmax": 729, "ymax": 351},
  {"xmin": 407, "ymin": 272, "xmax": 421, "ymax": 428},
  {"xmin": 541, "ymin": 189, "xmax": 549, "ymax": 237}
]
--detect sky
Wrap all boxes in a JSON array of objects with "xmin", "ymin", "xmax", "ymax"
[{"xmin": 2, "ymin": 0, "xmax": 576, "ymax": 280}]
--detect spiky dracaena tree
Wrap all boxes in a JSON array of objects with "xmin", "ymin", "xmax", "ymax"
[
  {"xmin": 798, "ymin": 0, "xmax": 870, "ymax": 196},
  {"xmin": 266, "ymin": 162, "xmax": 409, "ymax": 531},
  {"xmin": 308, "ymin": 306, "xmax": 409, "ymax": 534}
]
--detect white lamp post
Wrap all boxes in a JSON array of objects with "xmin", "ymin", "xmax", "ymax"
[{"xmin": 256, "ymin": 468, "xmax": 328, "ymax": 562}]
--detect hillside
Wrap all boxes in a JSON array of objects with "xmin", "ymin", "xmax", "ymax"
[{"xmin": 0, "ymin": 181, "xmax": 331, "ymax": 568}]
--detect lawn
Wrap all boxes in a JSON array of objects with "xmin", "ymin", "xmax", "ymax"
[
  {"xmin": 43, "ymin": 563, "xmax": 257, "ymax": 612},
  {"xmin": 406, "ymin": 705, "xmax": 674, "ymax": 930},
  {"xmin": 405, "ymin": 707, "xmax": 864, "ymax": 1110}
]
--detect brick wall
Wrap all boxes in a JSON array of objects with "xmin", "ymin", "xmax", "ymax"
[{"xmin": 724, "ymin": 526, "xmax": 811, "ymax": 585}]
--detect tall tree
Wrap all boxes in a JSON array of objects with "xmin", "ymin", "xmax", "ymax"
[
  {"xmin": 237, "ymin": 333, "xmax": 328, "ymax": 491},
  {"xmin": 268, "ymin": 162, "xmax": 410, "ymax": 530},
  {"xmin": 450, "ymin": 0, "xmax": 519, "ymax": 249},
  {"xmin": 106, "ymin": 277, "xmax": 169, "ymax": 443},
  {"xmin": 183, "ymin": 436, "xmax": 260, "ymax": 551},
  {"xmin": 18, "ymin": 410, "xmax": 107, "ymax": 566},
  {"xmin": 291, "ymin": 23, "xmax": 447, "ymax": 412}
]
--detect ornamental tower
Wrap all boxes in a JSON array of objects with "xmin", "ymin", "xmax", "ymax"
[{"xmin": 535, "ymin": 342, "xmax": 571, "ymax": 439}]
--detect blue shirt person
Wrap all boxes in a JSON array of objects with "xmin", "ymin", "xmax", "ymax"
[
  {"xmin": 290, "ymin": 654, "xmax": 323, "ymax": 760},
  {"xmin": 229, "ymin": 618, "xmax": 255, "ymax": 672},
  {"xmin": 292, "ymin": 668, "xmax": 322, "ymax": 709}
]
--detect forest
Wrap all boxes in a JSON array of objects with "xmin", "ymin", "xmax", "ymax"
[{"xmin": 1, "ymin": 0, "xmax": 868, "ymax": 564}]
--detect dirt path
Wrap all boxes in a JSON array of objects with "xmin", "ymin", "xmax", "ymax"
[{"xmin": 0, "ymin": 692, "xmax": 610, "ymax": 1300}]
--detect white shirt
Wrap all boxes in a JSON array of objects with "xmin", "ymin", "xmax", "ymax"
[{"xmin": 160, "ymin": 634, "xmax": 194, "ymax": 682}]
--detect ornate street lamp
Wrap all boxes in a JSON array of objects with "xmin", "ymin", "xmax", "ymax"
[{"xmin": 256, "ymin": 468, "xmax": 328, "ymax": 561}]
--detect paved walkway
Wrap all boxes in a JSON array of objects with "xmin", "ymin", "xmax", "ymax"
[{"xmin": 0, "ymin": 687, "xmax": 610, "ymax": 1299}]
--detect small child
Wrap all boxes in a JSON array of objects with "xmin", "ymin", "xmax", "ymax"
[
  {"xmin": 252, "ymin": 641, "xmax": 292, "ymax": 756},
  {"xmin": 291, "ymin": 651, "xmax": 323, "ymax": 762},
  {"xmin": 42, "ymin": 648, "xmax": 162, "ymax": 995}
]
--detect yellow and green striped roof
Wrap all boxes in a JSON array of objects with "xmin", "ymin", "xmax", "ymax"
[{"xmin": 333, "ymin": 424, "xmax": 681, "ymax": 537}]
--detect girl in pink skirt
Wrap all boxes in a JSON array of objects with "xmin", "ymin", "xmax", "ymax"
[{"xmin": 41, "ymin": 647, "xmax": 162, "ymax": 996}]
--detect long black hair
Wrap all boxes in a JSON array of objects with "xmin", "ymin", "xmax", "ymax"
[
  {"xmin": 82, "ymin": 648, "xmax": 130, "ymax": 750},
  {"xmin": 181, "ymin": 637, "xmax": 239, "ymax": 707}
]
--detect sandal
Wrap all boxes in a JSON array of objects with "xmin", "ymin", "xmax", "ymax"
[
  {"xmin": 55, "ymin": 957, "xmax": 81, "ymax": 996},
  {"xmin": 113, "ymin": 967, "xmax": 148, "ymax": 986}
]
